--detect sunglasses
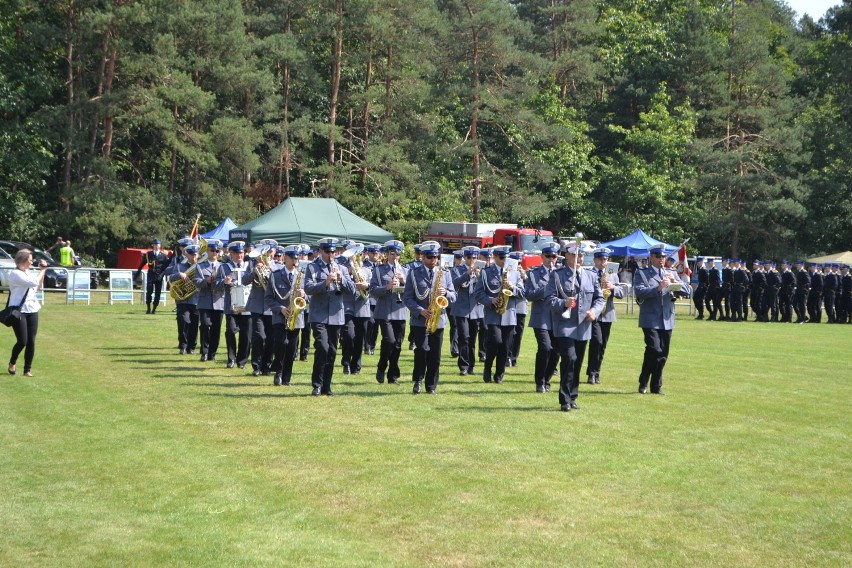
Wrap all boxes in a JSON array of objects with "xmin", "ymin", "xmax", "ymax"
[
  {"xmin": 650, "ymin": 253, "xmax": 663, "ymax": 258},
  {"xmin": 424, "ymin": 254, "xmax": 439, "ymax": 259},
  {"xmin": 543, "ymin": 254, "xmax": 557, "ymax": 259}
]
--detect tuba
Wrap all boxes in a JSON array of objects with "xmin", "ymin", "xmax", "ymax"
[
  {"xmin": 170, "ymin": 252, "xmax": 209, "ymax": 301},
  {"xmin": 493, "ymin": 268, "xmax": 513, "ymax": 315},
  {"xmin": 350, "ymin": 251, "xmax": 369, "ymax": 301},
  {"xmin": 249, "ymin": 244, "xmax": 272, "ymax": 289},
  {"xmin": 426, "ymin": 267, "xmax": 449, "ymax": 334},
  {"xmin": 287, "ymin": 270, "xmax": 307, "ymax": 331}
]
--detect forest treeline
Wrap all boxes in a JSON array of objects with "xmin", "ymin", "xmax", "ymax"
[{"xmin": 1, "ymin": 0, "xmax": 850, "ymax": 263}]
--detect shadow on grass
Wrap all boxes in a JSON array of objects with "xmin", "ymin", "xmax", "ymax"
[
  {"xmin": 96, "ymin": 346, "xmax": 176, "ymax": 351},
  {"xmin": 200, "ymin": 388, "xmax": 405, "ymax": 398}
]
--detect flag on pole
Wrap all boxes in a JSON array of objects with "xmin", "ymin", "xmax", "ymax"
[
  {"xmin": 674, "ymin": 241, "xmax": 691, "ymax": 280},
  {"xmin": 189, "ymin": 214, "xmax": 201, "ymax": 243}
]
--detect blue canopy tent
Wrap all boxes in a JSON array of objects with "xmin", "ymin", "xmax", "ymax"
[
  {"xmin": 599, "ymin": 229, "xmax": 678, "ymax": 257},
  {"xmin": 201, "ymin": 217, "xmax": 238, "ymax": 244}
]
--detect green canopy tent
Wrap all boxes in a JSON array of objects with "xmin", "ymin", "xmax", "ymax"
[{"xmin": 229, "ymin": 197, "xmax": 394, "ymax": 245}]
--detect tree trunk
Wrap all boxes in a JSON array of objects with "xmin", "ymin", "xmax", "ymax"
[
  {"xmin": 466, "ymin": 3, "xmax": 481, "ymax": 221},
  {"xmin": 327, "ymin": 0, "xmax": 344, "ymax": 191},
  {"xmin": 62, "ymin": 0, "xmax": 76, "ymax": 213},
  {"xmin": 102, "ymin": 46, "xmax": 117, "ymax": 158},
  {"xmin": 361, "ymin": 34, "xmax": 373, "ymax": 190}
]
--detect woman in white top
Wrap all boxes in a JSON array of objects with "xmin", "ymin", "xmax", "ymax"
[{"xmin": 7, "ymin": 249, "xmax": 47, "ymax": 376}]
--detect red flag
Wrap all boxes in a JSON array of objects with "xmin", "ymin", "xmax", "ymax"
[
  {"xmin": 676, "ymin": 244, "xmax": 692, "ymax": 278},
  {"xmin": 189, "ymin": 214, "xmax": 201, "ymax": 242}
]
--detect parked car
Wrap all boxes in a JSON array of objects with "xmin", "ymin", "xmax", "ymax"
[
  {"xmin": 0, "ymin": 241, "xmax": 70, "ymax": 290},
  {"xmin": 0, "ymin": 247, "xmax": 16, "ymax": 289}
]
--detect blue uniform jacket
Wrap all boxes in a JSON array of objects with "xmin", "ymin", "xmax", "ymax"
[
  {"xmin": 195, "ymin": 260, "xmax": 223, "ymax": 310},
  {"xmin": 450, "ymin": 264, "xmax": 484, "ymax": 319},
  {"xmin": 473, "ymin": 264, "xmax": 525, "ymax": 326},
  {"xmin": 633, "ymin": 267, "xmax": 692, "ymax": 331},
  {"xmin": 545, "ymin": 266, "xmax": 604, "ymax": 340},
  {"xmin": 214, "ymin": 261, "xmax": 250, "ymax": 316},
  {"xmin": 586, "ymin": 266, "xmax": 625, "ymax": 323},
  {"xmin": 304, "ymin": 257, "xmax": 355, "ymax": 325},
  {"xmin": 370, "ymin": 262, "xmax": 409, "ymax": 321},
  {"xmin": 403, "ymin": 265, "xmax": 457, "ymax": 329},
  {"xmin": 525, "ymin": 264, "xmax": 555, "ymax": 330}
]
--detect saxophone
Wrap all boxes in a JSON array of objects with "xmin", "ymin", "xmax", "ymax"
[
  {"xmin": 493, "ymin": 268, "xmax": 513, "ymax": 315},
  {"xmin": 425, "ymin": 267, "xmax": 449, "ymax": 334},
  {"xmin": 287, "ymin": 270, "xmax": 307, "ymax": 331},
  {"xmin": 601, "ymin": 267, "xmax": 611, "ymax": 299}
]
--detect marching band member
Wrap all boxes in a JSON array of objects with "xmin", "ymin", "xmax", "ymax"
[
  {"xmin": 632, "ymin": 243, "xmax": 692, "ymax": 396},
  {"xmin": 794, "ymin": 260, "xmax": 810, "ymax": 323},
  {"xmin": 403, "ymin": 241, "xmax": 456, "ymax": 394},
  {"xmin": 473, "ymin": 245, "xmax": 525, "ymax": 384},
  {"xmin": 242, "ymin": 239, "xmax": 278, "ymax": 376},
  {"xmin": 507, "ymin": 251, "xmax": 527, "ymax": 367},
  {"xmin": 135, "ymin": 238, "xmax": 170, "ymax": 314},
  {"xmin": 362, "ymin": 244, "xmax": 382, "ymax": 355},
  {"xmin": 169, "ymin": 243, "xmax": 201, "ymax": 355},
  {"xmin": 196, "ymin": 239, "xmax": 223, "ymax": 362},
  {"xmin": 339, "ymin": 242, "xmax": 372, "ymax": 375},
  {"xmin": 297, "ymin": 244, "xmax": 312, "ymax": 360},
  {"xmin": 585, "ymin": 247, "xmax": 625, "ymax": 385},
  {"xmin": 450, "ymin": 246, "xmax": 483, "ymax": 376},
  {"xmin": 545, "ymin": 241, "xmax": 604, "ymax": 412},
  {"xmin": 304, "ymin": 237, "xmax": 355, "ymax": 396},
  {"xmin": 369, "ymin": 240, "xmax": 408, "ymax": 385},
  {"xmin": 265, "ymin": 245, "xmax": 307, "ymax": 386},
  {"xmin": 475, "ymin": 247, "xmax": 492, "ymax": 363},
  {"xmin": 525, "ymin": 242, "xmax": 560, "ymax": 393},
  {"xmin": 448, "ymin": 249, "xmax": 464, "ymax": 358},
  {"xmin": 214, "ymin": 241, "xmax": 252, "ymax": 369}
]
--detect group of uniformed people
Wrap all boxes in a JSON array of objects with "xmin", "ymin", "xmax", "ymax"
[
  {"xmin": 138, "ymin": 235, "xmax": 679, "ymax": 412},
  {"xmin": 691, "ymin": 257, "xmax": 852, "ymax": 324}
]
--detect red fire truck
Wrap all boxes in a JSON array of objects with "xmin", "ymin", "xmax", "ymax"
[{"xmin": 421, "ymin": 222, "xmax": 555, "ymax": 268}]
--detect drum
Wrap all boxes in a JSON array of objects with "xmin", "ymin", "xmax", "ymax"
[{"xmin": 230, "ymin": 284, "xmax": 250, "ymax": 313}]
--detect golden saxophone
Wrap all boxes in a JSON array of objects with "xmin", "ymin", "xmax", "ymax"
[
  {"xmin": 601, "ymin": 268, "xmax": 611, "ymax": 299},
  {"xmin": 426, "ymin": 267, "xmax": 449, "ymax": 334},
  {"xmin": 494, "ymin": 268, "xmax": 513, "ymax": 315},
  {"xmin": 287, "ymin": 270, "xmax": 307, "ymax": 331}
]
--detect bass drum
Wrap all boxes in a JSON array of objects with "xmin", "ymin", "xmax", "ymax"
[{"xmin": 230, "ymin": 284, "xmax": 251, "ymax": 313}]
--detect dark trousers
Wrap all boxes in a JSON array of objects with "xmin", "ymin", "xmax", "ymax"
[
  {"xmin": 365, "ymin": 305, "xmax": 378, "ymax": 352},
  {"xmin": 251, "ymin": 313, "xmax": 274, "ymax": 373},
  {"xmin": 299, "ymin": 318, "xmax": 311, "ymax": 358},
  {"xmin": 410, "ymin": 326, "xmax": 444, "ymax": 391},
  {"xmin": 448, "ymin": 313, "xmax": 459, "ymax": 356},
  {"xmin": 709, "ymin": 287, "xmax": 721, "ymax": 319},
  {"xmin": 705, "ymin": 287, "xmax": 715, "ymax": 314},
  {"xmin": 478, "ymin": 319, "xmax": 487, "ymax": 361},
  {"xmin": 751, "ymin": 289, "xmax": 763, "ymax": 320},
  {"xmin": 765, "ymin": 291, "xmax": 779, "ymax": 321},
  {"xmin": 779, "ymin": 291, "xmax": 793, "ymax": 322},
  {"xmin": 377, "ymin": 319, "xmax": 406, "ymax": 380},
  {"xmin": 454, "ymin": 316, "xmax": 480, "ymax": 373},
  {"xmin": 807, "ymin": 291, "xmax": 822, "ymax": 322},
  {"xmin": 145, "ymin": 275, "xmax": 163, "ymax": 307},
  {"xmin": 639, "ymin": 328, "xmax": 672, "ymax": 393},
  {"xmin": 743, "ymin": 291, "xmax": 750, "ymax": 319},
  {"xmin": 533, "ymin": 327, "xmax": 559, "ymax": 388},
  {"xmin": 341, "ymin": 315, "xmax": 369, "ymax": 372},
  {"xmin": 10, "ymin": 312, "xmax": 38, "ymax": 372},
  {"xmin": 693, "ymin": 285, "xmax": 706, "ymax": 316},
  {"xmin": 793, "ymin": 292, "xmax": 808, "ymax": 322},
  {"xmin": 510, "ymin": 313, "xmax": 526, "ymax": 364},
  {"xmin": 484, "ymin": 324, "xmax": 515, "ymax": 381},
  {"xmin": 176, "ymin": 304, "xmax": 198, "ymax": 350},
  {"xmin": 722, "ymin": 286, "xmax": 731, "ymax": 319},
  {"xmin": 730, "ymin": 289, "xmax": 743, "ymax": 320},
  {"xmin": 586, "ymin": 321, "xmax": 613, "ymax": 378},
  {"xmin": 824, "ymin": 291, "xmax": 836, "ymax": 323},
  {"xmin": 271, "ymin": 323, "xmax": 299, "ymax": 383},
  {"xmin": 311, "ymin": 323, "xmax": 341, "ymax": 392},
  {"xmin": 199, "ymin": 309, "xmax": 223, "ymax": 359},
  {"xmin": 556, "ymin": 337, "xmax": 588, "ymax": 405},
  {"xmin": 225, "ymin": 313, "xmax": 252, "ymax": 366}
]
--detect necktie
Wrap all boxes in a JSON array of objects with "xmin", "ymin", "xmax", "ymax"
[
  {"xmin": 288, "ymin": 271, "xmax": 294, "ymax": 285},
  {"xmin": 427, "ymin": 268, "xmax": 433, "ymax": 284}
]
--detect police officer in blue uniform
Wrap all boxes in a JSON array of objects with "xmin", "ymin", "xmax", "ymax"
[
  {"xmin": 793, "ymin": 260, "xmax": 810, "ymax": 323},
  {"xmin": 693, "ymin": 257, "xmax": 707, "ymax": 319},
  {"xmin": 585, "ymin": 247, "xmax": 625, "ymax": 385},
  {"xmin": 403, "ymin": 241, "xmax": 456, "ymax": 394},
  {"xmin": 450, "ymin": 246, "xmax": 484, "ymax": 377},
  {"xmin": 839, "ymin": 264, "xmax": 851, "ymax": 323},
  {"xmin": 706, "ymin": 258, "xmax": 721, "ymax": 320},
  {"xmin": 633, "ymin": 243, "xmax": 692, "ymax": 395},
  {"xmin": 304, "ymin": 237, "xmax": 355, "ymax": 395},
  {"xmin": 545, "ymin": 241, "xmax": 604, "ymax": 412},
  {"xmin": 169, "ymin": 243, "xmax": 201, "ymax": 355},
  {"xmin": 196, "ymin": 240, "xmax": 223, "ymax": 361},
  {"xmin": 525, "ymin": 242, "xmax": 560, "ymax": 393},
  {"xmin": 448, "ymin": 249, "xmax": 464, "ymax": 358},
  {"xmin": 135, "ymin": 239, "xmax": 170, "ymax": 314},
  {"xmin": 265, "ymin": 245, "xmax": 307, "ymax": 386},
  {"xmin": 473, "ymin": 245, "xmax": 526, "ymax": 384},
  {"xmin": 823, "ymin": 263, "xmax": 839, "ymax": 323},
  {"xmin": 242, "ymin": 239, "xmax": 278, "ymax": 376},
  {"xmin": 370, "ymin": 240, "xmax": 408, "ymax": 385},
  {"xmin": 339, "ymin": 242, "xmax": 372, "ymax": 375},
  {"xmin": 507, "ymin": 251, "xmax": 527, "ymax": 367},
  {"xmin": 214, "ymin": 241, "xmax": 252, "ymax": 368},
  {"xmin": 807, "ymin": 263, "xmax": 823, "ymax": 323},
  {"xmin": 751, "ymin": 260, "xmax": 766, "ymax": 321},
  {"xmin": 779, "ymin": 260, "xmax": 796, "ymax": 323},
  {"xmin": 362, "ymin": 244, "xmax": 382, "ymax": 355}
]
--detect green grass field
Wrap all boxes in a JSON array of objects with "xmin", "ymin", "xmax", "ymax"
[{"xmin": 1, "ymin": 298, "xmax": 849, "ymax": 567}]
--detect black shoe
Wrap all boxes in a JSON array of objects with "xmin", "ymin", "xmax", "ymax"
[
  {"xmin": 536, "ymin": 385, "xmax": 545, "ymax": 393},
  {"xmin": 495, "ymin": 375, "xmax": 503, "ymax": 384},
  {"xmin": 252, "ymin": 369, "xmax": 262, "ymax": 377},
  {"xmin": 179, "ymin": 347, "xmax": 186, "ymax": 355},
  {"xmin": 587, "ymin": 376, "xmax": 595, "ymax": 385},
  {"xmin": 263, "ymin": 370, "xmax": 271, "ymax": 376},
  {"xmin": 376, "ymin": 370, "xmax": 385, "ymax": 383},
  {"xmin": 594, "ymin": 376, "xmax": 601, "ymax": 385},
  {"xmin": 570, "ymin": 402, "xmax": 579, "ymax": 410},
  {"xmin": 146, "ymin": 306, "xmax": 151, "ymax": 314},
  {"xmin": 544, "ymin": 384, "xmax": 551, "ymax": 393},
  {"xmin": 151, "ymin": 308, "xmax": 157, "ymax": 314},
  {"xmin": 638, "ymin": 385, "xmax": 647, "ymax": 394},
  {"xmin": 342, "ymin": 365, "xmax": 351, "ymax": 375},
  {"xmin": 207, "ymin": 356, "xmax": 216, "ymax": 362},
  {"xmin": 199, "ymin": 355, "xmax": 208, "ymax": 362},
  {"xmin": 282, "ymin": 378, "xmax": 291, "ymax": 386},
  {"xmin": 413, "ymin": 381, "xmax": 422, "ymax": 394},
  {"xmin": 323, "ymin": 390, "xmax": 334, "ymax": 396},
  {"xmin": 560, "ymin": 404, "xmax": 571, "ymax": 412},
  {"xmin": 187, "ymin": 349, "xmax": 195, "ymax": 355},
  {"xmin": 459, "ymin": 369, "xmax": 468, "ymax": 376},
  {"xmin": 451, "ymin": 352, "xmax": 458, "ymax": 358},
  {"xmin": 299, "ymin": 355, "xmax": 308, "ymax": 362},
  {"xmin": 273, "ymin": 374, "xmax": 282, "ymax": 386},
  {"xmin": 312, "ymin": 387, "xmax": 321, "ymax": 396},
  {"xmin": 483, "ymin": 371, "xmax": 492, "ymax": 383},
  {"xmin": 409, "ymin": 343, "xmax": 415, "ymax": 351},
  {"xmin": 652, "ymin": 390, "xmax": 666, "ymax": 396},
  {"xmin": 388, "ymin": 377, "xmax": 399, "ymax": 385},
  {"xmin": 427, "ymin": 389, "xmax": 436, "ymax": 395},
  {"xmin": 238, "ymin": 363, "xmax": 246, "ymax": 369},
  {"xmin": 479, "ymin": 356, "xmax": 486, "ymax": 363},
  {"xmin": 695, "ymin": 315, "xmax": 703, "ymax": 320}
]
